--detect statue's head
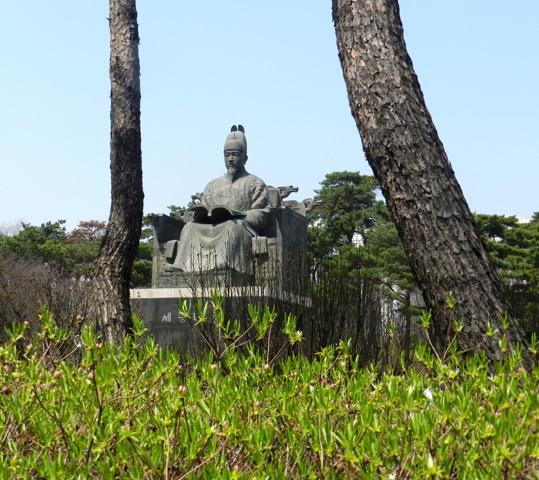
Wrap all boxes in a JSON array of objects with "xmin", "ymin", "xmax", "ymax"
[{"xmin": 224, "ymin": 125, "xmax": 247, "ymax": 177}]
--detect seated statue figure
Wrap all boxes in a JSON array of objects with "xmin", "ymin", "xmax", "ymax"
[{"xmin": 169, "ymin": 125, "xmax": 271, "ymax": 274}]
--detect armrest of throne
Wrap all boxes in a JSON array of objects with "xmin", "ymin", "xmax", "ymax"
[
  {"xmin": 252, "ymin": 207, "xmax": 307, "ymax": 256},
  {"xmin": 148, "ymin": 214, "xmax": 185, "ymax": 244}
]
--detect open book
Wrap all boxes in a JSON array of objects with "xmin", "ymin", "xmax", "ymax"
[{"xmin": 188, "ymin": 205, "xmax": 245, "ymax": 223}]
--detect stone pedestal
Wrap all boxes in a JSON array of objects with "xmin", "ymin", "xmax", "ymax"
[{"xmin": 130, "ymin": 287, "xmax": 311, "ymax": 354}]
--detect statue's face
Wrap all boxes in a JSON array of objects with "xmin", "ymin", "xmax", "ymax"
[{"xmin": 224, "ymin": 149, "xmax": 246, "ymax": 176}]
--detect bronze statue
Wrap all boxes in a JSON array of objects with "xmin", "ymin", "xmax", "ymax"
[{"xmin": 170, "ymin": 125, "xmax": 272, "ymax": 274}]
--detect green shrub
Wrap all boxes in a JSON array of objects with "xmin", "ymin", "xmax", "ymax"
[{"xmin": 0, "ymin": 308, "xmax": 537, "ymax": 478}]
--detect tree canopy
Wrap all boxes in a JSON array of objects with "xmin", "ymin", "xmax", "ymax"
[
  {"xmin": 0, "ymin": 219, "xmax": 151, "ymax": 287},
  {"xmin": 308, "ymin": 171, "xmax": 416, "ymax": 301},
  {"xmin": 307, "ymin": 171, "xmax": 388, "ymax": 261},
  {"xmin": 475, "ymin": 213, "xmax": 539, "ymax": 335}
]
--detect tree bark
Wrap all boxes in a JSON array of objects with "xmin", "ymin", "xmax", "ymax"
[
  {"xmin": 332, "ymin": 0, "xmax": 530, "ymax": 363},
  {"xmin": 91, "ymin": 0, "xmax": 143, "ymax": 343}
]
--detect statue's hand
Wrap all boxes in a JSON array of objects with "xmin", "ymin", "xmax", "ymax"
[
  {"xmin": 243, "ymin": 208, "xmax": 272, "ymax": 230},
  {"xmin": 183, "ymin": 210, "xmax": 195, "ymax": 223},
  {"xmin": 243, "ymin": 210, "xmax": 259, "ymax": 225}
]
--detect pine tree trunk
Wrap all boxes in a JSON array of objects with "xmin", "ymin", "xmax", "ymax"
[
  {"xmin": 91, "ymin": 0, "xmax": 143, "ymax": 343},
  {"xmin": 332, "ymin": 0, "xmax": 530, "ymax": 363}
]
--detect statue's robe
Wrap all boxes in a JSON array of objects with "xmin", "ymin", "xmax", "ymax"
[{"xmin": 172, "ymin": 169, "xmax": 270, "ymax": 274}]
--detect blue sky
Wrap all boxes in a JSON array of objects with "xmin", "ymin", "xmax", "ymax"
[{"xmin": 1, "ymin": 1, "xmax": 537, "ymax": 230}]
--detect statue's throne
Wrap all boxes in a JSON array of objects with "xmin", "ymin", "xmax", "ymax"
[{"xmin": 149, "ymin": 186, "xmax": 308, "ymax": 294}]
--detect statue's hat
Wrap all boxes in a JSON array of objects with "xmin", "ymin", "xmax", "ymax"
[{"xmin": 224, "ymin": 125, "xmax": 247, "ymax": 154}]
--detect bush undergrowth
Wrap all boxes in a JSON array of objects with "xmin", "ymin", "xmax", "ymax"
[{"xmin": 0, "ymin": 307, "xmax": 538, "ymax": 479}]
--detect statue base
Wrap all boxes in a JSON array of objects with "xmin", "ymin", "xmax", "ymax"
[{"xmin": 130, "ymin": 287, "xmax": 311, "ymax": 354}]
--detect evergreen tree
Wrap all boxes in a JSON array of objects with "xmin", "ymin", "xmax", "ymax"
[
  {"xmin": 333, "ymin": 0, "xmax": 530, "ymax": 362},
  {"xmin": 307, "ymin": 171, "xmax": 387, "ymax": 264},
  {"xmin": 308, "ymin": 171, "xmax": 415, "ymax": 300},
  {"xmin": 475, "ymin": 213, "xmax": 539, "ymax": 336},
  {"xmin": 91, "ymin": 0, "xmax": 143, "ymax": 343}
]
